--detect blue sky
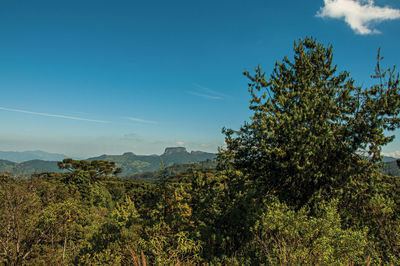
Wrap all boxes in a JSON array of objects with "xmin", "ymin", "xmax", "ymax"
[{"xmin": 0, "ymin": 0, "xmax": 399, "ymax": 157}]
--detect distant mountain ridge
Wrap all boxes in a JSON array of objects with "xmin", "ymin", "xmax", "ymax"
[
  {"xmin": 381, "ymin": 160, "xmax": 400, "ymax": 176},
  {"xmin": 382, "ymin": 156, "xmax": 397, "ymax": 163},
  {"xmin": 0, "ymin": 159, "xmax": 61, "ymax": 176},
  {"xmin": 1, "ymin": 148, "xmax": 397, "ymax": 179},
  {"xmin": 0, "ymin": 147, "xmax": 216, "ymax": 177},
  {"xmin": 87, "ymin": 147, "xmax": 216, "ymax": 176},
  {"xmin": 0, "ymin": 150, "xmax": 71, "ymax": 163}
]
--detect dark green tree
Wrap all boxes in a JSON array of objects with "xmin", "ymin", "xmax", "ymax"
[
  {"xmin": 58, "ymin": 159, "xmax": 122, "ymax": 179},
  {"xmin": 219, "ymin": 37, "xmax": 400, "ymax": 206},
  {"xmin": 57, "ymin": 159, "xmax": 120, "ymax": 206}
]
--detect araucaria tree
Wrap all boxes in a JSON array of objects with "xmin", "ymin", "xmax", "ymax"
[{"xmin": 220, "ymin": 37, "xmax": 400, "ymax": 206}]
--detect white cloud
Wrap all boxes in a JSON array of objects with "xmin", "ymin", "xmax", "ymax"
[
  {"xmin": 0, "ymin": 106, "xmax": 109, "ymax": 123},
  {"xmin": 188, "ymin": 83, "xmax": 229, "ymax": 100},
  {"xmin": 193, "ymin": 83, "xmax": 229, "ymax": 98},
  {"xmin": 176, "ymin": 141, "xmax": 185, "ymax": 145},
  {"xmin": 126, "ymin": 117, "xmax": 157, "ymax": 124},
  {"xmin": 188, "ymin": 91, "xmax": 222, "ymax": 100},
  {"xmin": 317, "ymin": 0, "xmax": 400, "ymax": 34},
  {"xmin": 382, "ymin": 150, "xmax": 400, "ymax": 158}
]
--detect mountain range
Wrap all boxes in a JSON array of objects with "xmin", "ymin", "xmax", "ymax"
[
  {"xmin": 382, "ymin": 156, "xmax": 398, "ymax": 163},
  {"xmin": 0, "ymin": 147, "xmax": 216, "ymax": 177},
  {"xmin": 0, "ymin": 148, "xmax": 398, "ymax": 179},
  {"xmin": 0, "ymin": 150, "xmax": 72, "ymax": 163},
  {"xmin": 381, "ymin": 159, "xmax": 400, "ymax": 177}
]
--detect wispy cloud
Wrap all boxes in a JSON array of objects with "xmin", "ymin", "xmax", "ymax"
[
  {"xmin": 188, "ymin": 83, "xmax": 229, "ymax": 100},
  {"xmin": 188, "ymin": 91, "xmax": 222, "ymax": 100},
  {"xmin": 193, "ymin": 83, "xmax": 229, "ymax": 98},
  {"xmin": 126, "ymin": 117, "xmax": 157, "ymax": 124},
  {"xmin": 317, "ymin": 0, "xmax": 400, "ymax": 34},
  {"xmin": 382, "ymin": 150, "xmax": 400, "ymax": 158},
  {"xmin": 0, "ymin": 106, "xmax": 109, "ymax": 123}
]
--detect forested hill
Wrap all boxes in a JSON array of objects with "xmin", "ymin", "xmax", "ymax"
[
  {"xmin": 381, "ymin": 160, "xmax": 400, "ymax": 176},
  {"xmin": 0, "ymin": 159, "xmax": 15, "ymax": 172},
  {"xmin": 87, "ymin": 147, "xmax": 216, "ymax": 176},
  {"xmin": 0, "ymin": 147, "xmax": 216, "ymax": 177},
  {"xmin": 0, "ymin": 152, "xmax": 398, "ymax": 179},
  {"xmin": 0, "ymin": 159, "xmax": 61, "ymax": 176}
]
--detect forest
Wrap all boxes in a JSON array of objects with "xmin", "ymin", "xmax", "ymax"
[{"xmin": 1, "ymin": 38, "xmax": 400, "ymax": 265}]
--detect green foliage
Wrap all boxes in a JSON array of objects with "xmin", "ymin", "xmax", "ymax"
[
  {"xmin": 57, "ymin": 159, "xmax": 118, "ymax": 207},
  {"xmin": 333, "ymin": 169, "xmax": 400, "ymax": 263},
  {"xmin": 37, "ymin": 198, "xmax": 88, "ymax": 264},
  {"xmin": 248, "ymin": 198, "xmax": 373, "ymax": 265},
  {"xmin": 220, "ymin": 37, "xmax": 400, "ymax": 206},
  {"xmin": 0, "ymin": 175, "xmax": 43, "ymax": 265},
  {"xmin": 136, "ymin": 179, "xmax": 202, "ymax": 265},
  {"xmin": 126, "ymin": 159, "xmax": 217, "ymax": 183},
  {"xmin": 217, "ymin": 37, "xmax": 400, "ymax": 263},
  {"xmin": 58, "ymin": 158, "xmax": 122, "ymax": 177}
]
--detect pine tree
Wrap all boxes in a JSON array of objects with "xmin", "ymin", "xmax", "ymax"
[{"xmin": 219, "ymin": 37, "xmax": 400, "ymax": 206}]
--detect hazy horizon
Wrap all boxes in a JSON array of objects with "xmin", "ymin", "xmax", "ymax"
[{"xmin": 0, "ymin": 144, "xmax": 220, "ymax": 158}]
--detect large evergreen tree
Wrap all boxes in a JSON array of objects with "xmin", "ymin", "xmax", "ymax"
[{"xmin": 219, "ymin": 37, "xmax": 400, "ymax": 206}]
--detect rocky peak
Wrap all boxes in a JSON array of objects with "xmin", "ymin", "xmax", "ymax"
[
  {"xmin": 163, "ymin": 147, "xmax": 187, "ymax": 155},
  {"xmin": 190, "ymin": 151, "xmax": 206, "ymax": 155}
]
